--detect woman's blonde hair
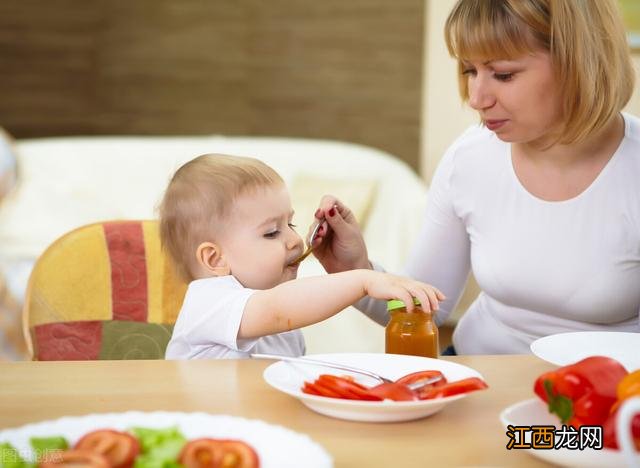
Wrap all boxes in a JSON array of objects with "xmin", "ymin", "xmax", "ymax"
[
  {"xmin": 445, "ymin": 0, "xmax": 635, "ymax": 144},
  {"xmin": 159, "ymin": 153, "xmax": 283, "ymax": 281}
]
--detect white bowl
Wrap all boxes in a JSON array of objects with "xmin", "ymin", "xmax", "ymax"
[
  {"xmin": 500, "ymin": 399, "xmax": 639, "ymax": 467},
  {"xmin": 530, "ymin": 331, "xmax": 640, "ymax": 371},
  {"xmin": 263, "ymin": 352, "xmax": 484, "ymax": 422}
]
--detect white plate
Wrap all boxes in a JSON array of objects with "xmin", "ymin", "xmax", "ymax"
[
  {"xmin": 530, "ymin": 332, "xmax": 640, "ymax": 371},
  {"xmin": 0, "ymin": 411, "xmax": 333, "ymax": 468},
  {"xmin": 500, "ymin": 399, "xmax": 639, "ymax": 467},
  {"xmin": 263, "ymin": 352, "xmax": 484, "ymax": 423}
]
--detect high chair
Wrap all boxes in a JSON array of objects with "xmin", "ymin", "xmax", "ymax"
[{"xmin": 23, "ymin": 220, "xmax": 188, "ymax": 360}]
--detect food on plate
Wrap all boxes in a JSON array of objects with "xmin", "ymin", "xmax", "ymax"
[
  {"xmin": 178, "ymin": 438, "xmax": 259, "ymax": 468},
  {"xmin": 613, "ymin": 369, "xmax": 640, "ymax": 411},
  {"xmin": 0, "ymin": 427, "xmax": 259, "ymax": 468},
  {"xmin": 534, "ymin": 356, "xmax": 627, "ymax": 427},
  {"xmin": 74, "ymin": 430, "xmax": 140, "ymax": 468},
  {"xmin": 602, "ymin": 369, "xmax": 640, "ymax": 450},
  {"xmin": 302, "ymin": 374, "xmax": 382, "ymax": 401},
  {"xmin": 301, "ymin": 370, "xmax": 488, "ymax": 402},
  {"xmin": 533, "ymin": 356, "xmax": 640, "ymax": 450},
  {"xmin": 394, "ymin": 370, "xmax": 446, "ymax": 386},
  {"xmin": 415, "ymin": 378, "xmax": 488, "ymax": 400}
]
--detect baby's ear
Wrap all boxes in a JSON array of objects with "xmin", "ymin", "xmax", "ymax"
[{"xmin": 196, "ymin": 242, "xmax": 230, "ymax": 276}]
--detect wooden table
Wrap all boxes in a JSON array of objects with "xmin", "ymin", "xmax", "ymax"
[{"xmin": 0, "ymin": 355, "xmax": 556, "ymax": 467}]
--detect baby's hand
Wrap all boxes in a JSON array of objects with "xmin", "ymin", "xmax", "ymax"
[{"xmin": 362, "ymin": 270, "xmax": 445, "ymax": 312}]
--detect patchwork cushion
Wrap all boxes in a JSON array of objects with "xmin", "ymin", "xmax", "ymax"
[
  {"xmin": 26, "ymin": 220, "xmax": 187, "ymax": 360},
  {"xmin": 34, "ymin": 321, "xmax": 174, "ymax": 360}
]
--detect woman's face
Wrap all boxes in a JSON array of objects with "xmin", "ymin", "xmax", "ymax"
[{"xmin": 462, "ymin": 49, "xmax": 563, "ymax": 146}]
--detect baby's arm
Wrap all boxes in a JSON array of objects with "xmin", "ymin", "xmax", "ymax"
[{"xmin": 239, "ymin": 269, "xmax": 444, "ymax": 339}]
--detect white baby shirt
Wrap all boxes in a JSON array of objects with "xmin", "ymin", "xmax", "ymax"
[{"xmin": 165, "ymin": 275, "xmax": 305, "ymax": 359}]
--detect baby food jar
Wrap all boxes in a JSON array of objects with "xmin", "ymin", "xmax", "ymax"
[{"xmin": 385, "ymin": 298, "xmax": 439, "ymax": 358}]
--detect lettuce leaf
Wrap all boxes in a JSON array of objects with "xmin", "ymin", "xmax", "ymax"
[
  {"xmin": 130, "ymin": 427, "xmax": 186, "ymax": 468},
  {"xmin": 0, "ymin": 442, "xmax": 35, "ymax": 468}
]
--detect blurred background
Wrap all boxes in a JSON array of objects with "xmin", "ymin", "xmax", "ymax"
[{"xmin": 1, "ymin": 0, "xmax": 639, "ymax": 178}]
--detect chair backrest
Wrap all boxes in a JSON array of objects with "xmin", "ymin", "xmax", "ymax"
[{"xmin": 23, "ymin": 220, "xmax": 188, "ymax": 360}]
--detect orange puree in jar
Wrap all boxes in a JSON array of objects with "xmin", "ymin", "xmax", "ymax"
[{"xmin": 385, "ymin": 299, "xmax": 439, "ymax": 358}]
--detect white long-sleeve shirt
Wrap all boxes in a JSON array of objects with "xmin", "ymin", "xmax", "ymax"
[{"xmin": 358, "ymin": 113, "xmax": 640, "ymax": 354}]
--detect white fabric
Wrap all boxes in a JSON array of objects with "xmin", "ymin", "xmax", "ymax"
[
  {"xmin": 359, "ymin": 113, "xmax": 640, "ymax": 354},
  {"xmin": 166, "ymin": 275, "xmax": 305, "ymax": 359},
  {"xmin": 0, "ymin": 136, "xmax": 425, "ymax": 268},
  {"xmin": 0, "ymin": 129, "xmax": 17, "ymax": 199}
]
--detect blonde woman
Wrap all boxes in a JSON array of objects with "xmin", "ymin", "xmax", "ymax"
[{"xmin": 311, "ymin": 0, "xmax": 640, "ymax": 354}]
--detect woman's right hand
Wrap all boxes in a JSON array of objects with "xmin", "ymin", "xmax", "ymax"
[{"xmin": 309, "ymin": 195, "xmax": 371, "ymax": 273}]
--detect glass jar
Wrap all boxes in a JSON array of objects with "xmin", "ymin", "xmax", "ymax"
[{"xmin": 385, "ymin": 298, "xmax": 439, "ymax": 358}]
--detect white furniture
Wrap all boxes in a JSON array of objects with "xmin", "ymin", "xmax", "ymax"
[{"xmin": 0, "ymin": 135, "xmax": 429, "ymax": 355}]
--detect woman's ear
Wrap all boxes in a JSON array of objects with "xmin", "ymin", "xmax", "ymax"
[{"xmin": 195, "ymin": 242, "xmax": 230, "ymax": 276}]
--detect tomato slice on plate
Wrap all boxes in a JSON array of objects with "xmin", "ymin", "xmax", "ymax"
[
  {"xmin": 395, "ymin": 370, "xmax": 447, "ymax": 387},
  {"xmin": 178, "ymin": 438, "xmax": 259, "ymax": 468},
  {"xmin": 316, "ymin": 375, "xmax": 381, "ymax": 401},
  {"xmin": 368, "ymin": 382, "xmax": 417, "ymax": 401},
  {"xmin": 301, "ymin": 375, "xmax": 382, "ymax": 401},
  {"xmin": 39, "ymin": 449, "xmax": 111, "ymax": 468},
  {"xmin": 417, "ymin": 377, "xmax": 488, "ymax": 400},
  {"xmin": 302, "ymin": 380, "xmax": 343, "ymax": 399},
  {"xmin": 73, "ymin": 429, "xmax": 140, "ymax": 468}
]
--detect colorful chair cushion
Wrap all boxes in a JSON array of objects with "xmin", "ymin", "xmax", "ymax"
[{"xmin": 24, "ymin": 220, "xmax": 188, "ymax": 360}]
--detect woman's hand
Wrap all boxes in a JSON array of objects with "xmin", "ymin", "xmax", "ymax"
[
  {"xmin": 361, "ymin": 270, "xmax": 445, "ymax": 312},
  {"xmin": 309, "ymin": 195, "xmax": 371, "ymax": 273}
]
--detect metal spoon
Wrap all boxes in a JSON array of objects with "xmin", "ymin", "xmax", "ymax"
[
  {"xmin": 250, "ymin": 353, "xmax": 442, "ymax": 390},
  {"xmin": 291, "ymin": 221, "xmax": 322, "ymax": 265}
]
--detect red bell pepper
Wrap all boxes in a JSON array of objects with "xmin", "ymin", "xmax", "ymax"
[{"xmin": 533, "ymin": 356, "xmax": 628, "ymax": 427}]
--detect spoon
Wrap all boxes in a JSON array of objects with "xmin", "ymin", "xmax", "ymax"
[
  {"xmin": 291, "ymin": 220, "xmax": 322, "ymax": 265},
  {"xmin": 250, "ymin": 353, "xmax": 442, "ymax": 390}
]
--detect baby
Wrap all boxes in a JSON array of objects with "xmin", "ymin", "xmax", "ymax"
[{"xmin": 160, "ymin": 154, "xmax": 444, "ymax": 359}]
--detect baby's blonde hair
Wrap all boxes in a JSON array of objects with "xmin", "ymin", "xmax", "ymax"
[
  {"xmin": 159, "ymin": 154, "xmax": 284, "ymax": 281},
  {"xmin": 445, "ymin": 0, "xmax": 635, "ymax": 145}
]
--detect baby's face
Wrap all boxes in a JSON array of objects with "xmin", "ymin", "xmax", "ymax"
[{"xmin": 218, "ymin": 184, "xmax": 304, "ymax": 289}]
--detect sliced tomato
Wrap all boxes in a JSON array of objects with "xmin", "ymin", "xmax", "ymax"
[
  {"xmin": 302, "ymin": 380, "xmax": 343, "ymax": 398},
  {"xmin": 316, "ymin": 375, "xmax": 381, "ymax": 401},
  {"xmin": 395, "ymin": 370, "xmax": 447, "ymax": 387},
  {"xmin": 302, "ymin": 381, "xmax": 324, "ymax": 396},
  {"xmin": 39, "ymin": 449, "xmax": 110, "ymax": 468},
  {"xmin": 178, "ymin": 438, "xmax": 259, "ymax": 468},
  {"xmin": 73, "ymin": 429, "xmax": 140, "ymax": 468},
  {"xmin": 417, "ymin": 377, "xmax": 488, "ymax": 400},
  {"xmin": 302, "ymin": 375, "xmax": 382, "ymax": 401},
  {"xmin": 368, "ymin": 382, "xmax": 417, "ymax": 401}
]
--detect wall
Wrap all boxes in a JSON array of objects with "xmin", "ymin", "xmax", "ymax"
[
  {"xmin": 0, "ymin": 0, "xmax": 424, "ymax": 170},
  {"xmin": 421, "ymin": 0, "xmax": 640, "ymax": 181}
]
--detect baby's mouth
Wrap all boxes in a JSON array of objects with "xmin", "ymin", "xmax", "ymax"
[{"xmin": 288, "ymin": 250, "xmax": 305, "ymax": 267}]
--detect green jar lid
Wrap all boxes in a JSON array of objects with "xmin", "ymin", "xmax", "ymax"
[{"xmin": 387, "ymin": 298, "xmax": 422, "ymax": 311}]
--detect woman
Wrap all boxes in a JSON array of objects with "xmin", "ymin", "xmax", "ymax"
[{"xmin": 310, "ymin": 0, "xmax": 640, "ymax": 354}]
